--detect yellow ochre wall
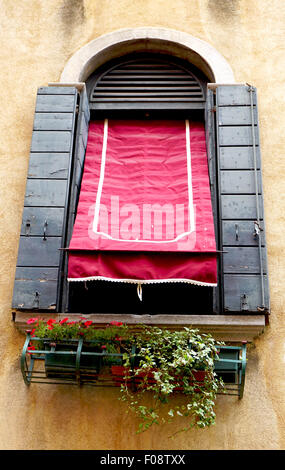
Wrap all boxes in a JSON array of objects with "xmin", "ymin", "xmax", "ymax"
[{"xmin": 0, "ymin": 0, "xmax": 284, "ymax": 450}]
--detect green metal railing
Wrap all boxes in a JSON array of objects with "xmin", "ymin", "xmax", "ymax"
[
  {"xmin": 21, "ymin": 333, "xmax": 247, "ymax": 398},
  {"xmin": 214, "ymin": 344, "xmax": 247, "ymax": 399}
]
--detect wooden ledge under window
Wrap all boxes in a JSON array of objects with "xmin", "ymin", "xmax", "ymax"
[{"xmin": 12, "ymin": 312, "xmax": 266, "ymax": 343}]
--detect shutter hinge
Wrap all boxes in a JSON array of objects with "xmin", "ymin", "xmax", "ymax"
[
  {"xmin": 246, "ymin": 83, "xmax": 255, "ymax": 93},
  {"xmin": 253, "ymin": 220, "xmax": 263, "ymax": 238},
  {"xmin": 25, "ymin": 219, "xmax": 31, "ymax": 236},
  {"xmin": 235, "ymin": 223, "xmax": 239, "ymax": 241},
  {"xmin": 212, "ymin": 106, "xmax": 216, "ymax": 113},
  {"xmin": 76, "ymin": 104, "xmax": 79, "ymax": 114},
  {"xmin": 257, "ymin": 306, "xmax": 266, "ymax": 312},
  {"xmin": 43, "ymin": 220, "xmax": 48, "ymax": 241},
  {"xmin": 241, "ymin": 294, "xmax": 249, "ymax": 311},
  {"xmin": 33, "ymin": 291, "xmax": 40, "ymax": 309}
]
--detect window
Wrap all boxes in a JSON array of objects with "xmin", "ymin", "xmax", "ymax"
[
  {"xmin": 12, "ymin": 53, "xmax": 269, "ymax": 335},
  {"xmin": 67, "ymin": 54, "xmax": 217, "ymax": 314}
]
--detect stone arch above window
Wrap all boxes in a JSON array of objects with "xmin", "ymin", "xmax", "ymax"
[{"xmin": 59, "ymin": 27, "xmax": 236, "ymax": 84}]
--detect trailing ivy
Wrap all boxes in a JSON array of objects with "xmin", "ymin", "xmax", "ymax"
[{"xmin": 120, "ymin": 325, "xmax": 225, "ymax": 434}]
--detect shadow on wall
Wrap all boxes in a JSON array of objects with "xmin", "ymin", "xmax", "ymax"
[
  {"xmin": 207, "ymin": 0, "xmax": 240, "ymax": 22},
  {"xmin": 60, "ymin": 0, "xmax": 86, "ymax": 32}
]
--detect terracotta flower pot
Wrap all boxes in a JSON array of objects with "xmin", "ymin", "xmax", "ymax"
[
  {"xmin": 111, "ymin": 365, "xmax": 133, "ymax": 386},
  {"xmin": 173, "ymin": 370, "xmax": 207, "ymax": 391}
]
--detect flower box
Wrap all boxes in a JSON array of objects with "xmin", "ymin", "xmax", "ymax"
[
  {"xmin": 44, "ymin": 341, "xmax": 102, "ymax": 381},
  {"xmin": 21, "ymin": 335, "xmax": 103, "ymax": 385},
  {"xmin": 21, "ymin": 320, "xmax": 247, "ymax": 434}
]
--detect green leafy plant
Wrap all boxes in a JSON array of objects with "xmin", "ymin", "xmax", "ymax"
[
  {"xmin": 26, "ymin": 318, "xmax": 224, "ymax": 433},
  {"xmin": 120, "ymin": 325, "xmax": 225, "ymax": 434},
  {"xmin": 27, "ymin": 317, "xmax": 131, "ymax": 363}
]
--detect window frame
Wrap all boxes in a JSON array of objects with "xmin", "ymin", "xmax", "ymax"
[
  {"xmin": 64, "ymin": 53, "xmax": 219, "ymax": 316},
  {"xmin": 12, "ymin": 56, "xmax": 269, "ymax": 341}
]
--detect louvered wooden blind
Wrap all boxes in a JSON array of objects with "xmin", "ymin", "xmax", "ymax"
[{"xmin": 89, "ymin": 59, "xmax": 205, "ymax": 110}]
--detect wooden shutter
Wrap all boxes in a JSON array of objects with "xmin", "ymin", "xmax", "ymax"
[
  {"xmin": 12, "ymin": 85, "xmax": 89, "ymax": 311},
  {"xmin": 207, "ymin": 84, "xmax": 270, "ymax": 313}
]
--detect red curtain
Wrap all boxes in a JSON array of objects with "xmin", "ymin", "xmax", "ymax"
[{"xmin": 68, "ymin": 119, "xmax": 217, "ymax": 286}]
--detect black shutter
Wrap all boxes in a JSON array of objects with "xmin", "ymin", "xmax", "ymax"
[
  {"xmin": 207, "ymin": 84, "xmax": 270, "ymax": 313},
  {"xmin": 12, "ymin": 86, "xmax": 80, "ymax": 311}
]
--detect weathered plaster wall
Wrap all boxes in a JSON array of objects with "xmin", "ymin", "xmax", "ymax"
[{"xmin": 0, "ymin": 0, "xmax": 284, "ymax": 450}]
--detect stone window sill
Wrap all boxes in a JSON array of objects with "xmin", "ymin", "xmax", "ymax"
[{"xmin": 12, "ymin": 312, "xmax": 266, "ymax": 343}]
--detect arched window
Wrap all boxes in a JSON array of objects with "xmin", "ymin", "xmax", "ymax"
[{"xmin": 67, "ymin": 53, "xmax": 216, "ymax": 314}]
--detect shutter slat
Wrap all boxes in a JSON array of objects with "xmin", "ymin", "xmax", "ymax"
[
  {"xmin": 20, "ymin": 207, "xmax": 65, "ymax": 236},
  {"xmin": 218, "ymin": 126, "xmax": 259, "ymax": 146},
  {"xmin": 223, "ymin": 247, "xmax": 267, "ymax": 274},
  {"xmin": 16, "ymin": 237, "xmax": 62, "ymax": 267},
  {"xmin": 38, "ymin": 87, "xmax": 77, "ymax": 95},
  {"xmin": 35, "ymin": 94, "xmax": 76, "ymax": 112},
  {"xmin": 31, "ymin": 131, "xmax": 72, "ymax": 153},
  {"xmin": 95, "ymin": 86, "xmax": 201, "ymax": 91},
  {"xmin": 90, "ymin": 102, "xmax": 205, "ymax": 110},
  {"xmin": 104, "ymin": 74, "xmax": 192, "ymax": 79},
  {"xmin": 93, "ymin": 91, "xmax": 203, "ymax": 97},
  {"xmin": 221, "ymin": 194, "xmax": 263, "ymax": 219},
  {"xmin": 95, "ymin": 80, "xmax": 198, "ymax": 85},
  {"xmin": 224, "ymin": 275, "xmax": 269, "ymax": 312},
  {"xmin": 33, "ymin": 113, "xmax": 74, "ymax": 131},
  {"xmin": 24, "ymin": 179, "xmax": 68, "ymax": 207},
  {"xmin": 91, "ymin": 97, "xmax": 204, "ymax": 102},
  {"xmin": 220, "ymin": 170, "xmax": 262, "ymax": 194},
  {"xmin": 218, "ymin": 106, "xmax": 258, "ymax": 125},
  {"xmin": 28, "ymin": 153, "xmax": 70, "ymax": 179},
  {"xmin": 219, "ymin": 147, "xmax": 261, "ymax": 170},
  {"xmin": 222, "ymin": 220, "xmax": 265, "ymax": 246},
  {"xmin": 216, "ymin": 86, "xmax": 257, "ymax": 106},
  {"xmin": 13, "ymin": 267, "xmax": 58, "ymax": 310}
]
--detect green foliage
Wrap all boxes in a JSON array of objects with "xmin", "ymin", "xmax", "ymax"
[
  {"xmin": 30, "ymin": 318, "xmax": 129, "ymax": 343},
  {"xmin": 27, "ymin": 317, "xmax": 130, "ymax": 365},
  {"xmin": 27, "ymin": 318, "xmax": 224, "ymax": 433},
  {"xmin": 119, "ymin": 326, "xmax": 225, "ymax": 434}
]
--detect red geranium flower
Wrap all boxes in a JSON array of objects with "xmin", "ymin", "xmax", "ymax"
[
  {"xmin": 27, "ymin": 345, "xmax": 36, "ymax": 354},
  {"xmin": 115, "ymin": 336, "xmax": 123, "ymax": 342},
  {"xmin": 27, "ymin": 318, "xmax": 38, "ymax": 324},
  {"xmin": 84, "ymin": 320, "xmax": 93, "ymax": 327},
  {"xmin": 47, "ymin": 319, "xmax": 56, "ymax": 326},
  {"xmin": 109, "ymin": 321, "xmax": 123, "ymax": 326},
  {"xmin": 48, "ymin": 325, "xmax": 54, "ymax": 330},
  {"xmin": 59, "ymin": 317, "xmax": 69, "ymax": 325},
  {"xmin": 101, "ymin": 345, "xmax": 107, "ymax": 350}
]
